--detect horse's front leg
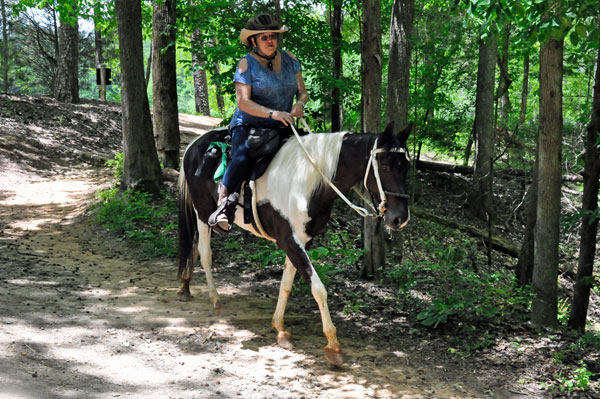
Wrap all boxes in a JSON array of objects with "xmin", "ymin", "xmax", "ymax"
[
  {"xmin": 278, "ymin": 236, "xmax": 343, "ymax": 366},
  {"xmin": 272, "ymin": 257, "xmax": 296, "ymax": 349}
]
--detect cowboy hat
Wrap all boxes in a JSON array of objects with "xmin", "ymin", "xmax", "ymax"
[{"xmin": 240, "ymin": 14, "xmax": 288, "ymax": 47}]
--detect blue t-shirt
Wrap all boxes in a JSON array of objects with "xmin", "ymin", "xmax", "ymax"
[{"xmin": 230, "ymin": 50, "xmax": 301, "ymax": 129}]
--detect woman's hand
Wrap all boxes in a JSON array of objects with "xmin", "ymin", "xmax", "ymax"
[
  {"xmin": 290, "ymin": 102, "xmax": 304, "ymax": 118},
  {"xmin": 272, "ymin": 110, "xmax": 294, "ymax": 126}
]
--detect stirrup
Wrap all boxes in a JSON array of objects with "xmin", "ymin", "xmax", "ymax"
[{"xmin": 208, "ymin": 193, "xmax": 238, "ymax": 234}]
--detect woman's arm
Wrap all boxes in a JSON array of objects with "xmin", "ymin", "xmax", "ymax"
[{"xmin": 290, "ymin": 71, "xmax": 308, "ymax": 118}]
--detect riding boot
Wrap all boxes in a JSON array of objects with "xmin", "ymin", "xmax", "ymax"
[{"xmin": 208, "ymin": 183, "xmax": 238, "ymax": 233}]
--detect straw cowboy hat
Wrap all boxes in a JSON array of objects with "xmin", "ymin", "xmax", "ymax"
[{"xmin": 240, "ymin": 14, "xmax": 288, "ymax": 47}]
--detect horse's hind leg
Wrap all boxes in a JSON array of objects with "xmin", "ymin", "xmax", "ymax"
[
  {"xmin": 272, "ymin": 257, "xmax": 296, "ymax": 349},
  {"xmin": 177, "ymin": 237, "xmax": 198, "ymax": 302},
  {"xmin": 197, "ymin": 220, "xmax": 221, "ymax": 309}
]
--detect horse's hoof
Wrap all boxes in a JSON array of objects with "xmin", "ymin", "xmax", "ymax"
[
  {"xmin": 277, "ymin": 331, "xmax": 294, "ymax": 350},
  {"xmin": 177, "ymin": 291, "xmax": 193, "ymax": 302},
  {"xmin": 213, "ymin": 299, "xmax": 223, "ymax": 316},
  {"xmin": 324, "ymin": 347, "xmax": 344, "ymax": 366}
]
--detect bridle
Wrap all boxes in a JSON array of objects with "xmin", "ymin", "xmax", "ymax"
[
  {"xmin": 362, "ymin": 138, "xmax": 411, "ymax": 216},
  {"xmin": 291, "ymin": 119, "xmax": 410, "ymax": 218}
]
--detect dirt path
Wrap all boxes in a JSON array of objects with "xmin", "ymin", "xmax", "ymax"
[{"xmin": 0, "ymin": 98, "xmax": 543, "ymax": 398}]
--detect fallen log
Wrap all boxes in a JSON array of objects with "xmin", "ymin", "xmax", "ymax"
[
  {"xmin": 415, "ymin": 159, "xmax": 582, "ymax": 183},
  {"xmin": 412, "ymin": 206, "xmax": 521, "ymax": 258}
]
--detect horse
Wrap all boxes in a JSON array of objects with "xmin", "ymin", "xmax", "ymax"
[{"xmin": 177, "ymin": 122, "xmax": 412, "ymax": 366}]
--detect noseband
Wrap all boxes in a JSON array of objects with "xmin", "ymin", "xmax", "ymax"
[{"xmin": 363, "ymin": 138, "xmax": 411, "ymax": 217}]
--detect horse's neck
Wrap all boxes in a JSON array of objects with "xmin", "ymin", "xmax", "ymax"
[{"xmin": 335, "ymin": 134, "xmax": 375, "ymax": 192}]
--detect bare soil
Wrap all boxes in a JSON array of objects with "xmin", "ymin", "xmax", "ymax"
[{"xmin": 0, "ymin": 95, "xmax": 597, "ymax": 399}]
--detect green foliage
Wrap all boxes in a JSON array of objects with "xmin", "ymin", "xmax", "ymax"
[
  {"xmin": 389, "ymin": 223, "xmax": 533, "ymax": 329},
  {"xmin": 556, "ymin": 361, "xmax": 594, "ymax": 393},
  {"xmin": 94, "ymin": 188, "xmax": 177, "ymax": 258},
  {"xmin": 105, "ymin": 152, "xmax": 124, "ymax": 182}
]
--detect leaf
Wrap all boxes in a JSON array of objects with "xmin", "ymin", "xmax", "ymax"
[{"xmin": 574, "ymin": 24, "xmax": 587, "ymax": 38}]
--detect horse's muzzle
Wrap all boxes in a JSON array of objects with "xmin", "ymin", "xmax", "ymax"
[{"xmin": 384, "ymin": 210, "xmax": 410, "ymax": 231}]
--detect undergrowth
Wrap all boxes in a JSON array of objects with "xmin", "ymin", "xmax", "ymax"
[{"xmin": 93, "ymin": 153, "xmax": 177, "ymax": 258}]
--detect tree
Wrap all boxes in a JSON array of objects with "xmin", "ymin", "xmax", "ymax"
[
  {"xmin": 360, "ymin": 0, "xmax": 384, "ymax": 279},
  {"xmin": 329, "ymin": 0, "xmax": 343, "ymax": 131},
  {"xmin": 531, "ymin": 36, "xmax": 563, "ymax": 328},
  {"xmin": 1, "ymin": 0, "xmax": 8, "ymax": 93},
  {"xmin": 468, "ymin": 33, "xmax": 497, "ymax": 220},
  {"xmin": 115, "ymin": 0, "xmax": 162, "ymax": 194},
  {"xmin": 386, "ymin": 0, "xmax": 414, "ymax": 130},
  {"xmin": 191, "ymin": 29, "xmax": 210, "ymax": 115},
  {"xmin": 54, "ymin": 7, "xmax": 79, "ymax": 103},
  {"xmin": 152, "ymin": 0, "xmax": 180, "ymax": 169},
  {"xmin": 568, "ymin": 43, "xmax": 600, "ymax": 332}
]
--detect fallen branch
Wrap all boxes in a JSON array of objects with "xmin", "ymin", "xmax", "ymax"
[
  {"xmin": 415, "ymin": 159, "xmax": 582, "ymax": 183},
  {"xmin": 412, "ymin": 206, "xmax": 521, "ymax": 258}
]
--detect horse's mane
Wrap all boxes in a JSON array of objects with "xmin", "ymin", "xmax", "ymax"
[{"xmin": 260, "ymin": 132, "xmax": 346, "ymax": 216}]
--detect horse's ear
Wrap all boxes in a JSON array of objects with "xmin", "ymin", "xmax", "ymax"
[
  {"xmin": 380, "ymin": 121, "xmax": 395, "ymax": 147},
  {"xmin": 383, "ymin": 121, "xmax": 395, "ymax": 137},
  {"xmin": 398, "ymin": 122, "xmax": 412, "ymax": 147}
]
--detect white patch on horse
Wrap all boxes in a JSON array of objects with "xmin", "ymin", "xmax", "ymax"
[{"xmin": 256, "ymin": 133, "xmax": 345, "ymax": 243}]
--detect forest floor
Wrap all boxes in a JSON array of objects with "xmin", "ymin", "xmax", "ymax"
[{"xmin": 0, "ymin": 94, "xmax": 598, "ymax": 399}]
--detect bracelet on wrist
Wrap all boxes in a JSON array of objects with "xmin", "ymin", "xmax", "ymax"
[
  {"xmin": 268, "ymin": 109, "xmax": 274, "ymax": 119},
  {"xmin": 296, "ymin": 100, "xmax": 305, "ymax": 107}
]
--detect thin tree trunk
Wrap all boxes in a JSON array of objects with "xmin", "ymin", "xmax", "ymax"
[
  {"xmin": 469, "ymin": 34, "xmax": 497, "ymax": 219},
  {"xmin": 360, "ymin": 0, "xmax": 384, "ymax": 280},
  {"xmin": 145, "ymin": 42, "xmax": 152, "ymax": 89},
  {"xmin": 532, "ymin": 37, "xmax": 563, "ymax": 328},
  {"xmin": 386, "ymin": 0, "xmax": 414, "ymax": 131},
  {"xmin": 330, "ymin": 0, "xmax": 343, "ymax": 132},
  {"xmin": 516, "ymin": 150, "xmax": 538, "ymax": 286},
  {"xmin": 152, "ymin": 0, "xmax": 180, "ymax": 169},
  {"xmin": 115, "ymin": 0, "xmax": 162, "ymax": 194},
  {"xmin": 568, "ymin": 44, "xmax": 600, "ymax": 332},
  {"xmin": 519, "ymin": 53, "xmax": 530, "ymax": 124},
  {"xmin": 191, "ymin": 30, "xmax": 210, "ymax": 115},
  {"xmin": 1, "ymin": 0, "xmax": 8, "ymax": 94},
  {"xmin": 212, "ymin": 38, "xmax": 224, "ymax": 114},
  {"xmin": 54, "ymin": 13, "xmax": 79, "ymax": 103}
]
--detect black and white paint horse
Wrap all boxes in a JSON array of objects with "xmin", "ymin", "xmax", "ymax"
[{"xmin": 178, "ymin": 122, "xmax": 411, "ymax": 365}]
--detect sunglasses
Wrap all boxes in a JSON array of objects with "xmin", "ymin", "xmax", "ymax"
[{"xmin": 257, "ymin": 33, "xmax": 278, "ymax": 42}]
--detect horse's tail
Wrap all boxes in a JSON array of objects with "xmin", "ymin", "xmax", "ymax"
[{"xmin": 177, "ymin": 165, "xmax": 196, "ymax": 279}]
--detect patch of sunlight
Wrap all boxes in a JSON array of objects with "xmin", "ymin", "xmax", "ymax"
[
  {"xmin": 78, "ymin": 288, "xmax": 113, "ymax": 298},
  {"xmin": 5, "ymin": 278, "xmax": 58, "ymax": 286},
  {"xmin": 118, "ymin": 306, "xmax": 151, "ymax": 314}
]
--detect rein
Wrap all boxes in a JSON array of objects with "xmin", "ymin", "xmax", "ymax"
[{"xmin": 292, "ymin": 119, "xmax": 409, "ymax": 218}]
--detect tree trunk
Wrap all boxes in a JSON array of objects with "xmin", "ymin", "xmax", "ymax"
[
  {"xmin": 519, "ymin": 53, "xmax": 530, "ymax": 124},
  {"xmin": 386, "ymin": 0, "xmax": 414, "ymax": 131},
  {"xmin": 54, "ymin": 13, "xmax": 79, "ymax": 103},
  {"xmin": 115, "ymin": 0, "xmax": 162, "ymax": 194},
  {"xmin": 568, "ymin": 44, "xmax": 600, "ymax": 332},
  {"xmin": 330, "ymin": 0, "xmax": 343, "ymax": 132},
  {"xmin": 152, "ymin": 0, "xmax": 180, "ymax": 170},
  {"xmin": 1, "ymin": 0, "xmax": 8, "ymax": 94},
  {"xmin": 212, "ymin": 38, "xmax": 224, "ymax": 114},
  {"xmin": 145, "ymin": 42, "xmax": 152, "ymax": 89},
  {"xmin": 516, "ymin": 153, "xmax": 537, "ymax": 286},
  {"xmin": 497, "ymin": 25, "xmax": 511, "ymax": 128},
  {"xmin": 469, "ymin": 34, "xmax": 497, "ymax": 219},
  {"xmin": 531, "ymin": 37, "xmax": 563, "ymax": 328},
  {"xmin": 360, "ymin": 0, "xmax": 384, "ymax": 280},
  {"xmin": 191, "ymin": 30, "xmax": 210, "ymax": 115}
]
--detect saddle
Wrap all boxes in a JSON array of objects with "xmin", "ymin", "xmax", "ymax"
[{"xmin": 199, "ymin": 126, "xmax": 303, "ymax": 234}]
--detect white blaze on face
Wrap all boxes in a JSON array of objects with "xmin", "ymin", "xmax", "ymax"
[{"xmin": 255, "ymin": 132, "xmax": 345, "ymax": 242}]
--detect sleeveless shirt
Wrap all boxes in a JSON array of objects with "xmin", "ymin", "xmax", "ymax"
[{"xmin": 229, "ymin": 50, "xmax": 301, "ymax": 129}]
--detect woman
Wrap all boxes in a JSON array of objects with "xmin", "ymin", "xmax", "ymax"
[{"xmin": 208, "ymin": 13, "xmax": 309, "ymax": 232}]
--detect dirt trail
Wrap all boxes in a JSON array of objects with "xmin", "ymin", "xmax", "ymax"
[{"xmin": 0, "ymin": 98, "xmax": 537, "ymax": 398}]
